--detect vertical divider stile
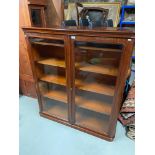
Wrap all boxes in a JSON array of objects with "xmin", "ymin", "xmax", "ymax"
[
  {"xmin": 70, "ymin": 35, "xmax": 76, "ymax": 124},
  {"xmin": 64, "ymin": 35, "xmax": 75, "ymax": 124}
]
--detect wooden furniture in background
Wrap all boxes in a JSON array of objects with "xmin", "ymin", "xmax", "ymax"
[
  {"xmin": 23, "ymin": 26, "xmax": 134, "ymax": 141},
  {"xmin": 19, "ymin": 0, "xmax": 37, "ymax": 98},
  {"xmin": 19, "ymin": 0, "xmax": 64, "ymax": 97},
  {"xmin": 28, "ymin": 0, "xmax": 47, "ymax": 27}
]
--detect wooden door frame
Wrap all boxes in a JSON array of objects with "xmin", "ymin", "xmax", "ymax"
[{"xmin": 69, "ymin": 35, "xmax": 134, "ymax": 138}]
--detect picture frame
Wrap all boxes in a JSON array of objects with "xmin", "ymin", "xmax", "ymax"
[{"xmin": 65, "ymin": 2, "xmax": 121, "ymax": 27}]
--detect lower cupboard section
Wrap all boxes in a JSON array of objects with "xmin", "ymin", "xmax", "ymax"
[{"xmin": 42, "ymin": 98, "xmax": 110, "ymax": 135}]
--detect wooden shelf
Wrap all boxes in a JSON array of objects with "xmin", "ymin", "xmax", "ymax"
[
  {"xmin": 75, "ymin": 62, "xmax": 118, "ymax": 76},
  {"xmin": 40, "ymin": 75, "xmax": 66, "ymax": 86},
  {"xmin": 42, "ymin": 89, "xmax": 111, "ymax": 115},
  {"xmin": 75, "ymin": 95, "xmax": 112, "ymax": 115},
  {"xmin": 43, "ymin": 99, "xmax": 68, "ymax": 121},
  {"xmin": 75, "ymin": 79, "xmax": 115, "ymax": 96},
  {"xmin": 40, "ymin": 75, "xmax": 114, "ymax": 96},
  {"xmin": 78, "ymin": 46, "xmax": 122, "ymax": 52},
  {"xmin": 43, "ymin": 90, "xmax": 67, "ymax": 103},
  {"xmin": 32, "ymin": 41, "xmax": 64, "ymax": 47},
  {"xmin": 76, "ymin": 108, "xmax": 109, "ymax": 134},
  {"xmin": 42, "ymin": 90, "xmax": 111, "ymax": 133},
  {"xmin": 37, "ymin": 58, "xmax": 66, "ymax": 68}
]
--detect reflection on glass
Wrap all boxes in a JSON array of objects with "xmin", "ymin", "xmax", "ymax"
[
  {"xmin": 30, "ymin": 38, "xmax": 68, "ymax": 121},
  {"xmin": 74, "ymin": 40, "xmax": 123, "ymax": 134}
]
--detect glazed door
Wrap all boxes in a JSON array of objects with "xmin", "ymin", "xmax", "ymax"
[
  {"xmin": 71, "ymin": 36, "xmax": 127, "ymax": 135},
  {"xmin": 29, "ymin": 35, "xmax": 70, "ymax": 122}
]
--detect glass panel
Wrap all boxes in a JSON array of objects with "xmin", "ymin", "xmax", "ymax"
[
  {"xmin": 31, "ymin": 38, "xmax": 68, "ymax": 121},
  {"xmin": 31, "ymin": 9, "xmax": 43, "ymax": 27},
  {"xmin": 39, "ymin": 82, "xmax": 68, "ymax": 120},
  {"xmin": 74, "ymin": 40, "xmax": 123, "ymax": 134}
]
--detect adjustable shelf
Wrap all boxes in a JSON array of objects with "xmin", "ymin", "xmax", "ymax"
[
  {"xmin": 40, "ymin": 75, "xmax": 66, "ymax": 86},
  {"xmin": 75, "ymin": 62, "xmax": 118, "ymax": 76},
  {"xmin": 42, "ymin": 89, "xmax": 112, "ymax": 115},
  {"xmin": 43, "ymin": 90, "xmax": 67, "ymax": 103},
  {"xmin": 40, "ymin": 74, "xmax": 114, "ymax": 96},
  {"xmin": 75, "ymin": 79, "xmax": 115, "ymax": 96},
  {"xmin": 37, "ymin": 58, "xmax": 66, "ymax": 68},
  {"xmin": 75, "ymin": 95, "xmax": 112, "ymax": 115}
]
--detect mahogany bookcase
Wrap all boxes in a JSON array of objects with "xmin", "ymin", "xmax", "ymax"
[{"xmin": 23, "ymin": 26, "xmax": 135, "ymax": 141}]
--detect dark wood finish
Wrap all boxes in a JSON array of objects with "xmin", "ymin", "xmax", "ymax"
[
  {"xmin": 23, "ymin": 26, "xmax": 135, "ymax": 39},
  {"xmin": 107, "ymin": 38, "xmax": 134, "ymax": 136},
  {"xmin": 28, "ymin": 0, "xmax": 47, "ymax": 6},
  {"xmin": 23, "ymin": 26, "xmax": 134, "ymax": 141},
  {"xmin": 19, "ymin": 0, "xmax": 37, "ymax": 98},
  {"xmin": 19, "ymin": 79, "xmax": 37, "ymax": 98},
  {"xmin": 28, "ymin": 0, "xmax": 47, "ymax": 27},
  {"xmin": 28, "ymin": 5, "xmax": 47, "ymax": 27}
]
